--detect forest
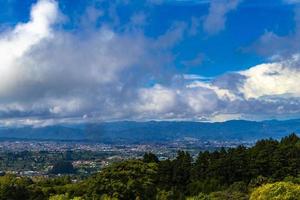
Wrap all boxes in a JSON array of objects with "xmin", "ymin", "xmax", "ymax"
[{"xmin": 1, "ymin": 133, "xmax": 300, "ymax": 199}]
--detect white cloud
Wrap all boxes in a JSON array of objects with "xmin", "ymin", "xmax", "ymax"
[
  {"xmin": 203, "ymin": 0, "xmax": 242, "ymax": 35},
  {"xmin": 136, "ymin": 84, "xmax": 176, "ymax": 113},
  {"xmin": 209, "ymin": 113, "xmax": 242, "ymax": 122},
  {"xmin": 239, "ymin": 56, "xmax": 300, "ymax": 99},
  {"xmin": 0, "ymin": 0, "xmax": 186, "ymax": 122},
  {"xmin": 0, "ymin": 0, "xmax": 58, "ymax": 96},
  {"xmin": 187, "ymin": 80, "xmax": 238, "ymax": 101},
  {"xmin": 182, "ymin": 86, "xmax": 218, "ymax": 113},
  {"xmin": 135, "ymin": 56, "xmax": 300, "ymax": 121}
]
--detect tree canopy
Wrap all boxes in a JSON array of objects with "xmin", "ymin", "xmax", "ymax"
[{"xmin": 1, "ymin": 134, "xmax": 300, "ymax": 199}]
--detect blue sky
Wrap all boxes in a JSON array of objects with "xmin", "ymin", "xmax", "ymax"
[
  {"xmin": 0, "ymin": 0, "xmax": 294, "ymax": 75},
  {"xmin": 0, "ymin": 0, "xmax": 300, "ymax": 126}
]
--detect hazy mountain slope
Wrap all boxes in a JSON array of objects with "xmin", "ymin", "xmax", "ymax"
[{"xmin": 0, "ymin": 119, "xmax": 300, "ymax": 142}]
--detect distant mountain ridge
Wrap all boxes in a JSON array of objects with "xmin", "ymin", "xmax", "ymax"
[{"xmin": 0, "ymin": 119, "xmax": 300, "ymax": 143}]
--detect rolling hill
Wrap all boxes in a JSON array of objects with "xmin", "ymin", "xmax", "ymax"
[{"xmin": 0, "ymin": 119, "xmax": 300, "ymax": 143}]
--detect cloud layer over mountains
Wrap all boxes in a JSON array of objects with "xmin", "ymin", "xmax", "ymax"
[{"xmin": 1, "ymin": 0, "xmax": 300, "ymax": 126}]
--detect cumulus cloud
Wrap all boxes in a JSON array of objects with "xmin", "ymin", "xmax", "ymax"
[
  {"xmin": 0, "ymin": 0, "xmax": 187, "ymax": 122},
  {"xmin": 216, "ymin": 56, "xmax": 300, "ymax": 120},
  {"xmin": 187, "ymin": 81, "xmax": 238, "ymax": 101},
  {"xmin": 134, "ymin": 56, "xmax": 300, "ymax": 121},
  {"xmin": 136, "ymin": 85, "xmax": 177, "ymax": 114},
  {"xmin": 239, "ymin": 56, "xmax": 300, "ymax": 99},
  {"xmin": 203, "ymin": 0, "xmax": 242, "ymax": 35},
  {"xmin": 2, "ymin": 0, "xmax": 300, "ymax": 125},
  {"xmin": 0, "ymin": 0, "xmax": 58, "ymax": 96},
  {"xmin": 134, "ymin": 83, "xmax": 220, "ymax": 120}
]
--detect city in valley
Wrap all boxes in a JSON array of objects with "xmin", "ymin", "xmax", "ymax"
[{"xmin": 0, "ymin": 139, "xmax": 254, "ymax": 177}]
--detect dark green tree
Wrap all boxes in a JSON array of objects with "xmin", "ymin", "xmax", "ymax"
[
  {"xmin": 143, "ymin": 152, "xmax": 159, "ymax": 163},
  {"xmin": 50, "ymin": 161, "xmax": 75, "ymax": 174}
]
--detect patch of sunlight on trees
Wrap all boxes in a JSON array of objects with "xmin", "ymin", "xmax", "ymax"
[
  {"xmin": 49, "ymin": 194, "xmax": 83, "ymax": 200},
  {"xmin": 250, "ymin": 182, "xmax": 300, "ymax": 200},
  {"xmin": 187, "ymin": 191, "xmax": 248, "ymax": 200}
]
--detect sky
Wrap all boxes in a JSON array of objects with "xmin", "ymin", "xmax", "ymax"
[{"xmin": 1, "ymin": 0, "xmax": 300, "ymax": 126}]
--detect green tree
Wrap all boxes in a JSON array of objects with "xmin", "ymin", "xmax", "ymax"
[
  {"xmin": 0, "ymin": 175, "xmax": 32, "ymax": 200},
  {"xmin": 143, "ymin": 152, "xmax": 159, "ymax": 163},
  {"xmin": 86, "ymin": 160, "xmax": 158, "ymax": 200}
]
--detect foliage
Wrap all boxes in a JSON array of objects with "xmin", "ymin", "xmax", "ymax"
[
  {"xmin": 186, "ymin": 193, "xmax": 209, "ymax": 200},
  {"xmin": 0, "ymin": 175, "xmax": 32, "ymax": 200},
  {"xmin": 49, "ymin": 194, "xmax": 83, "ymax": 200},
  {"xmin": 86, "ymin": 160, "xmax": 158, "ymax": 200},
  {"xmin": 188, "ymin": 190, "xmax": 248, "ymax": 200},
  {"xmin": 250, "ymin": 182, "xmax": 300, "ymax": 200}
]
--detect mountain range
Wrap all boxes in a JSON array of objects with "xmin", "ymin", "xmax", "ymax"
[{"xmin": 0, "ymin": 119, "xmax": 300, "ymax": 143}]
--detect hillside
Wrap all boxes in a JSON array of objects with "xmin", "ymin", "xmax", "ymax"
[{"xmin": 1, "ymin": 119, "xmax": 300, "ymax": 142}]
